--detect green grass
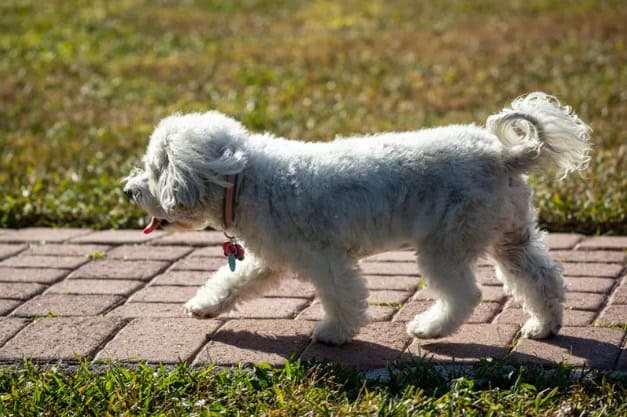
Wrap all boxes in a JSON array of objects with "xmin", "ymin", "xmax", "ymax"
[
  {"xmin": 1, "ymin": 359, "xmax": 625, "ymax": 416},
  {"xmin": 1, "ymin": 0, "xmax": 625, "ymax": 233}
]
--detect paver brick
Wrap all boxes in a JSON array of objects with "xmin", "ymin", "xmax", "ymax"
[
  {"xmin": 296, "ymin": 301, "xmax": 397, "ymax": 322},
  {"xmin": 107, "ymin": 302, "xmax": 188, "ymax": 318},
  {"xmin": 564, "ymin": 292, "xmax": 606, "ymax": 311},
  {"xmin": 393, "ymin": 301, "xmax": 502, "ymax": 324},
  {"xmin": 406, "ymin": 324, "xmax": 519, "ymax": 364},
  {"xmin": 27, "ymin": 244, "xmax": 111, "ymax": 256},
  {"xmin": 413, "ymin": 286, "xmax": 506, "ymax": 303},
  {"xmin": 363, "ymin": 275, "xmax": 420, "ymax": 291},
  {"xmin": 151, "ymin": 231, "xmax": 225, "ymax": 246},
  {"xmin": 511, "ymin": 326, "xmax": 625, "ymax": 369},
  {"xmin": 261, "ymin": 279, "xmax": 316, "ymax": 298},
  {"xmin": 595, "ymin": 305, "xmax": 627, "ymax": 326},
  {"xmin": 0, "ymin": 255, "xmax": 89, "ymax": 269},
  {"xmin": 564, "ymin": 277, "xmax": 615, "ymax": 293},
  {"xmin": 71, "ymin": 230, "xmax": 166, "ymax": 244},
  {"xmin": 130, "ymin": 286, "xmax": 196, "ymax": 303},
  {"xmin": 544, "ymin": 233, "xmax": 583, "ymax": 249},
  {"xmin": 0, "ymin": 244, "xmax": 26, "ymax": 260},
  {"xmin": 360, "ymin": 262, "xmax": 419, "ymax": 276},
  {"xmin": 70, "ymin": 259, "xmax": 170, "ymax": 281},
  {"xmin": 171, "ymin": 257, "xmax": 227, "ymax": 271},
  {"xmin": 95, "ymin": 318, "xmax": 221, "ymax": 363},
  {"xmin": 107, "ymin": 245, "xmax": 193, "ymax": 261},
  {"xmin": 475, "ymin": 266, "xmax": 501, "ymax": 286},
  {"xmin": 368, "ymin": 290, "xmax": 413, "ymax": 305},
  {"xmin": 551, "ymin": 250, "xmax": 625, "ymax": 263},
  {"xmin": 507, "ymin": 292, "xmax": 606, "ymax": 311},
  {"xmin": 0, "ymin": 299, "xmax": 21, "ymax": 315},
  {"xmin": 151, "ymin": 270, "xmax": 210, "ymax": 286},
  {"xmin": 47, "ymin": 279, "xmax": 144, "ymax": 296},
  {"xmin": 301, "ymin": 322, "xmax": 410, "ymax": 369},
  {"xmin": 219, "ymin": 298, "xmax": 310, "ymax": 319},
  {"xmin": 609, "ymin": 279, "xmax": 627, "ymax": 304},
  {"xmin": 0, "ymin": 268, "xmax": 69, "ymax": 284},
  {"xmin": 0, "ymin": 282, "xmax": 46, "ymax": 300},
  {"xmin": 190, "ymin": 245, "xmax": 224, "ymax": 258},
  {"xmin": 362, "ymin": 251, "xmax": 416, "ymax": 262},
  {"xmin": 0, "ymin": 318, "xmax": 28, "ymax": 346},
  {"xmin": 561, "ymin": 262, "xmax": 624, "ymax": 278},
  {"xmin": 0, "ymin": 228, "xmax": 91, "ymax": 243},
  {"xmin": 496, "ymin": 308, "xmax": 596, "ymax": 327},
  {"xmin": 577, "ymin": 236, "xmax": 627, "ymax": 250},
  {"xmin": 194, "ymin": 319, "xmax": 315, "ymax": 367},
  {"xmin": 0, "ymin": 317, "xmax": 122, "ymax": 361},
  {"xmin": 12, "ymin": 294, "xmax": 123, "ymax": 317}
]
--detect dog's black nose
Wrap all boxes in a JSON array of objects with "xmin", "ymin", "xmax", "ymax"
[{"xmin": 124, "ymin": 189, "xmax": 134, "ymax": 200}]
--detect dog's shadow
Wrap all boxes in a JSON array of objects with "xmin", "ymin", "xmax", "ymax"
[{"xmin": 209, "ymin": 329, "xmax": 625, "ymax": 370}]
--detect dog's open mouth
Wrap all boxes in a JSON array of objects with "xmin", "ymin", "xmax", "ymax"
[{"xmin": 143, "ymin": 217, "xmax": 169, "ymax": 234}]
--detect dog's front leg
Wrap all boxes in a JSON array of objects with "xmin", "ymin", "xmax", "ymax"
[
  {"xmin": 184, "ymin": 253, "xmax": 279, "ymax": 318},
  {"xmin": 305, "ymin": 256, "xmax": 369, "ymax": 345}
]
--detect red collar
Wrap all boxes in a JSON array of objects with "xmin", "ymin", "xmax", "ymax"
[{"xmin": 223, "ymin": 174, "xmax": 238, "ymax": 229}]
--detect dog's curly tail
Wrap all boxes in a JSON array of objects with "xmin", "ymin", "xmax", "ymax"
[{"xmin": 487, "ymin": 92, "xmax": 592, "ymax": 178}]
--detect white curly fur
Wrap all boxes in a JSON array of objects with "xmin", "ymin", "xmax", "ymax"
[{"xmin": 124, "ymin": 92, "xmax": 591, "ymax": 344}]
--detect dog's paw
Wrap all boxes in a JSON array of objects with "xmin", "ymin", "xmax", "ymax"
[
  {"xmin": 521, "ymin": 318, "xmax": 560, "ymax": 339},
  {"xmin": 183, "ymin": 288, "xmax": 225, "ymax": 319},
  {"xmin": 312, "ymin": 320, "xmax": 355, "ymax": 345},
  {"xmin": 406, "ymin": 304, "xmax": 457, "ymax": 339},
  {"xmin": 406, "ymin": 318, "xmax": 448, "ymax": 339}
]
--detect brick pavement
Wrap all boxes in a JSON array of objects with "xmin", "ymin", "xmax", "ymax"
[{"xmin": 0, "ymin": 229, "xmax": 625, "ymax": 370}]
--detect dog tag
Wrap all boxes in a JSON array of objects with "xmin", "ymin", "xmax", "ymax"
[{"xmin": 228, "ymin": 253, "xmax": 236, "ymax": 272}]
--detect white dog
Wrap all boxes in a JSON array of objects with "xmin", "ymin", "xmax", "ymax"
[{"xmin": 124, "ymin": 93, "xmax": 591, "ymax": 345}]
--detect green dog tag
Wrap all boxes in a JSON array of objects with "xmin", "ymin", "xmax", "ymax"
[{"xmin": 228, "ymin": 253, "xmax": 236, "ymax": 272}]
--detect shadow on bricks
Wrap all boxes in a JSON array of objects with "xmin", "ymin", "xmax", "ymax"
[
  {"xmin": 510, "ymin": 334, "xmax": 624, "ymax": 369},
  {"xmin": 410, "ymin": 343, "xmax": 512, "ymax": 363},
  {"xmin": 210, "ymin": 329, "xmax": 406, "ymax": 369}
]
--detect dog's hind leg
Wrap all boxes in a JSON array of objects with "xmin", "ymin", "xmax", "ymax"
[
  {"xmin": 407, "ymin": 245, "xmax": 481, "ymax": 339},
  {"xmin": 184, "ymin": 252, "xmax": 282, "ymax": 318},
  {"xmin": 490, "ymin": 225, "xmax": 565, "ymax": 339},
  {"xmin": 303, "ymin": 254, "xmax": 369, "ymax": 345}
]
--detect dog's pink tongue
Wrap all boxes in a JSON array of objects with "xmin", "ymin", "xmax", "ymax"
[{"xmin": 143, "ymin": 217, "xmax": 160, "ymax": 234}]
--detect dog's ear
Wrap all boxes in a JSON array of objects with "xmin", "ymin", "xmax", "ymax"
[
  {"xmin": 157, "ymin": 142, "xmax": 247, "ymax": 214},
  {"xmin": 158, "ymin": 160, "xmax": 200, "ymax": 214},
  {"xmin": 149, "ymin": 111, "xmax": 249, "ymax": 214}
]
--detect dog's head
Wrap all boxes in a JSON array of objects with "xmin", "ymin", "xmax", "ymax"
[{"xmin": 123, "ymin": 111, "xmax": 248, "ymax": 233}]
